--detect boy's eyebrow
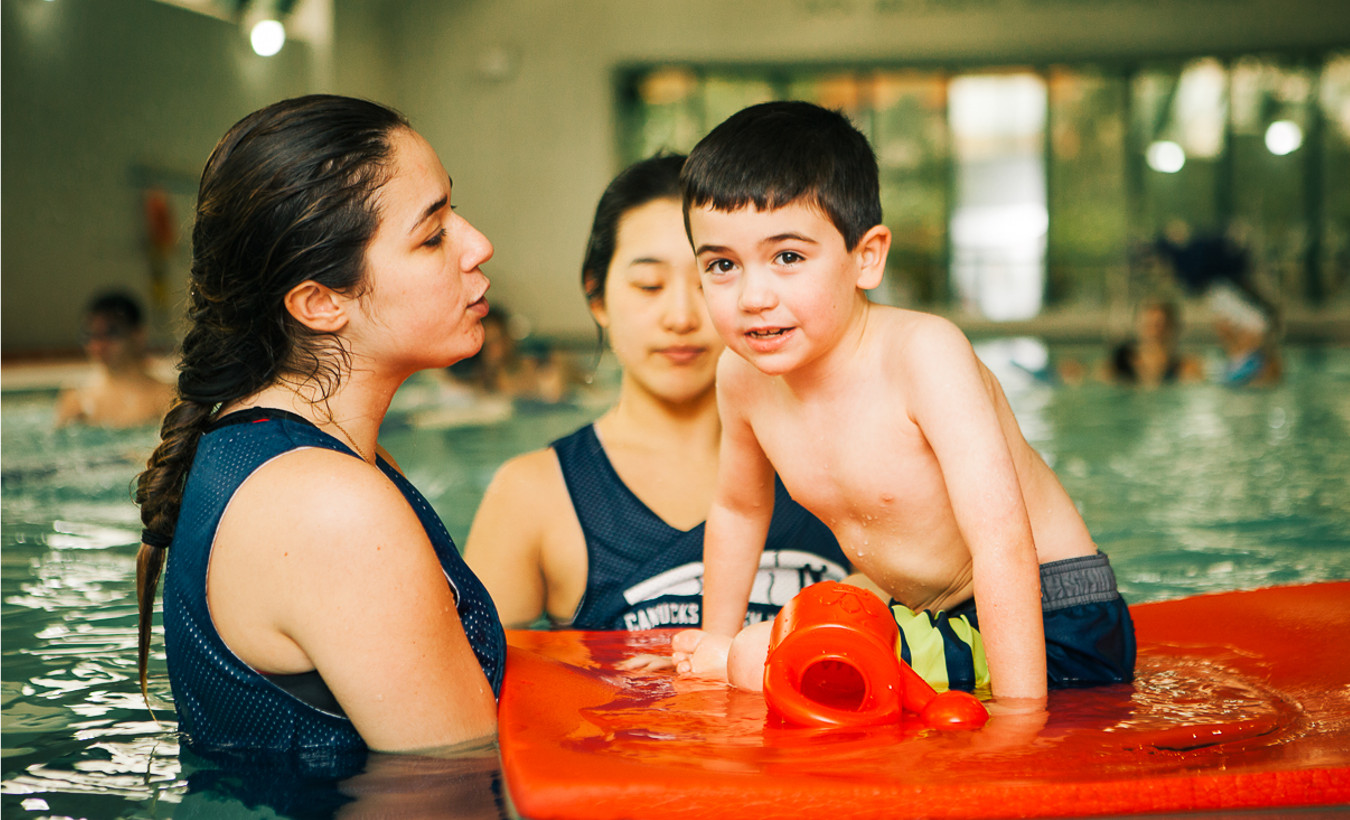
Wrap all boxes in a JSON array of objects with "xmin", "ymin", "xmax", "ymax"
[
  {"xmin": 765, "ymin": 232, "xmax": 819, "ymax": 246},
  {"xmin": 694, "ymin": 233, "xmax": 820, "ymax": 256}
]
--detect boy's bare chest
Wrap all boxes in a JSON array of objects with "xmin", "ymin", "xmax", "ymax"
[{"xmin": 748, "ymin": 396, "xmax": 947, "ymax": 526}]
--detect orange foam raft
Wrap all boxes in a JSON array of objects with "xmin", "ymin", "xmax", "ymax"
[{"xmin": 499, "ymin": 582, "xmax": 1350, "ymax": 819}]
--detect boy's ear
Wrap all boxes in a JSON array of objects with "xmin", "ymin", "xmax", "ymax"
[
  {"xmin": 853, "ymin": 225, "xmax": 892, "ymax": 291},
  {"xmin": 283, "ymin": 281, "xmax": 351, "ymax": 334}
]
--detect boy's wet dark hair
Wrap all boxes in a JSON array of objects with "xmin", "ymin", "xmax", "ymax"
[{"xmin": 681, "ymin": 101, "xmax": 882, "ymax": 250}]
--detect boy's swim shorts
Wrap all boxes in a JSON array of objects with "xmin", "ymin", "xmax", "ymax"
[{"xmin": 889, "ymin": 552, "xmax": 1136, "ymax": 692}]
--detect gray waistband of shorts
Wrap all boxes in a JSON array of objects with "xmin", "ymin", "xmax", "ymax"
[{"xmin": 1040, "ymin": 552, "xmax": 1121, "ymax": 611}]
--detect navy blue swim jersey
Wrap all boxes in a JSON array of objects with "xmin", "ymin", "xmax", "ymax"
[
  {"xmin": 162, "ymin": 408, "xmax": 505, "ymax": 773},
  {"xmin": 555, "ymin": 424, "xmax": 850, "ymax": 630}
]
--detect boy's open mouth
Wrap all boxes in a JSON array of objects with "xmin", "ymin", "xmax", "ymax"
[{"xmin": 747, "ymin": 328, "xmax": 790, "ymax": 338}]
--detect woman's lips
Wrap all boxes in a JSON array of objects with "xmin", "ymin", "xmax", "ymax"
[{"xmin": 657, "ymin": 345, "xmax": 705, "ymax": 365}]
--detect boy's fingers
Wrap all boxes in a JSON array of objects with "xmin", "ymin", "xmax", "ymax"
[{"xmin": 670, "ymin": 628, "xmax": 704, "ymax": 652}]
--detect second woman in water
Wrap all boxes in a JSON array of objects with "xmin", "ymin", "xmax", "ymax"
[{"xmin": 464, "ymin": 155, "xmax": 848, "ymax": 632}]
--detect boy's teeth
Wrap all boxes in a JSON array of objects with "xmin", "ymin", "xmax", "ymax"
[{"xmin": 750, "ymin": 328, "xmax": 786, "ymax": 338}]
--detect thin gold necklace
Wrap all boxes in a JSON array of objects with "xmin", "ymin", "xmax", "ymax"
[{"xmin": 328, "ymin": 417, "xmax": 372, "ymax": 464}]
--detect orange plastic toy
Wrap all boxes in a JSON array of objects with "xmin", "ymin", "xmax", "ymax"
[{"xmin": 762, "ymin": 580, "xmax": 987, "ymax": 729}]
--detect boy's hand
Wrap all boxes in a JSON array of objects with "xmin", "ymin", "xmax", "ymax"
[
  {"xmin": 615, "ymin": 653, "xmax": 675, "ymax": 673},
  {"xmin": 671, "ymin": 629, "xmax": 733, "ymax": 681}
]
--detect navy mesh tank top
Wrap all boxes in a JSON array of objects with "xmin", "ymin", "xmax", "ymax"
[
  {"xmin": 162, "ymin": 408, "xmax": 505, "ymax": 771},
  {"xmin": 556, "ymin": 424, "xmax": 849, "ymax": 630}
]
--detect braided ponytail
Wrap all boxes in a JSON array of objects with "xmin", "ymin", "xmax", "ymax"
[{"xmin": 132, "ymin": 94, "xmax": 408, "ymax": 708}]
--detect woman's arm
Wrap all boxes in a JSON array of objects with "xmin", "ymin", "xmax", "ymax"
[
  {"xmin": 463, "ymin": 448, "xmax": 585, "ymax": 628},
  {"xmin": 210, "ymin": 448, "xmax": 498, "ymax": 752}
]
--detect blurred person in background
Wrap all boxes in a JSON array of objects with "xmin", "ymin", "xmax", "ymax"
[
  {"xmin": 1210, "ymin": 285, "xmax": 1282, "ymax": 386},
  {"xmin": 446, "ymin": 305, "xmax": 572, "ymax": 403},
  {"xmin": 55, "ymin": 290, "xmax": 173, "ymax": 428},
  {"xmin": 1099, "ymin": 299, "xmax": 1204, "ymax": 387}
]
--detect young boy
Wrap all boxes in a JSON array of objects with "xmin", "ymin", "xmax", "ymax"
[{"xmin": 671, "ymin": 101, "xmax": 1134, "ymax": 707}]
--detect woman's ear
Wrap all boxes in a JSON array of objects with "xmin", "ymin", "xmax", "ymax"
[
  {"xmin": 584, "ymin": 272, "xmax": 610, "ymax": 328},
  {"xmin": 284, "ymin": 281, "xmax": 351, "ymax": 334},
  {"xmin": 854, "ymin": 225, "xmax": 892, "ymax": 291}
]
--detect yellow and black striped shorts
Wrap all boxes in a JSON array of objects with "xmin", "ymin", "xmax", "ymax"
[{"xmin": 889, "ymin": 604, "xmax": 990, "ymax": 694}]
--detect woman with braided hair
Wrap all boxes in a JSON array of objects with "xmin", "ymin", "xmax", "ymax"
[{"xmin": 134, "ymin": 95, "xmax": 504, "ymax": 768}]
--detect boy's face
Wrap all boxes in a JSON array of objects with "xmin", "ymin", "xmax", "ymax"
[{"xmin": 689, "ymin": 200, "xmax": 880, "ymax": 376}]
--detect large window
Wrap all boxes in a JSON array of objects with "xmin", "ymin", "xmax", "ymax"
[
  {"xmin": 618, "ymin": 51, "xmax": 1350, "ymax": 318},
  {"xmin": 948, "ymin": 73, "xmax": 1047, "ymax": 320}
]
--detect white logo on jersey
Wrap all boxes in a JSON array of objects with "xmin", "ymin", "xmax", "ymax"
[{"xmin": 621, "ymin": 550, "xmax": 847, "ymax": 607}]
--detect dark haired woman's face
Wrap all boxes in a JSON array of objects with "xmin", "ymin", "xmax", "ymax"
[
  {"xmin": 592, "ymin": 197, "xmax": 721, "ymax": 405},
  {"xmin": 355, "ymin": 130, "xmax": 493, "ymax": 373}
]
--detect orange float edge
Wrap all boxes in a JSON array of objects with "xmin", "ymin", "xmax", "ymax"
[{"xmin": 499, "ymin": 582, "xmax": 1350, "ymax": 820}]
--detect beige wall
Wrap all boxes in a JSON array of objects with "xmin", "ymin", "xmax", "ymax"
[
  {"xmin": 375, "ymin": 0, "xmax": 1350, "ymax": 339},
  {"xmin": 2, "ymin": 0, "xmax": 326, "ymax": 353},
  {"xmin": 4, "ymin": 0, "xmax": 1347, "ymax": 352}
]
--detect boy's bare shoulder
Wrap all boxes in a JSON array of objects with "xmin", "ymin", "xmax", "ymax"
[
  {"xmin": 873, "ymin": 307, "xmax": 972, "ymax": 360},
  {"xmin": 715, "ymin": 348, "xmax": 767, "ymax": 392}
]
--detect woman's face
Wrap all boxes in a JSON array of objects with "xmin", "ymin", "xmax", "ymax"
[
  {"xmin": 355, "ymin": 129, "xmax": 493, "ymax": 374},
  {"xmin": 1138, "ymin": 305, "xmax": 1173, "ymax": 343},
  {"xmin": 592, "ymin": 198, "xmax": 722, "ymax": 406}
]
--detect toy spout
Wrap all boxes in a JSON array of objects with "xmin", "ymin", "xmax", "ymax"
[{"xmin": 762, "ymin": 581, "xmax": 987, "ymax": 730}]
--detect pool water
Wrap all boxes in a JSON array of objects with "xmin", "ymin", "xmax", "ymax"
[{"xmin": 3, "ymin": 344, "xmax": 1348, "ymax": 818}]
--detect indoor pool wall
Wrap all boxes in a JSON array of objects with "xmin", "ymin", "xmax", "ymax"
[{"xmin": 2, "ymin": 343, "xmax": 1348, "ymax": 818}]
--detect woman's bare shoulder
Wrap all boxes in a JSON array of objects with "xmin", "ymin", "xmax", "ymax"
[
  {"xmin": 469, "ymin": 444, "xmax": 575, "ymax": 544},
  {"xmin": 489, "ymin": 446, "xmax": 569, "ymax": 498},
  {"xmin": 225, "ymin": 447, "xmax": 430, "ymax": 564}
]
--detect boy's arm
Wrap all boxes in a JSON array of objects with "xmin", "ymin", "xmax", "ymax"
[
  {"xmin": 701, "ymin": 364, "xmax": 778, "ymax": 638},
  {"xmin": 906, "ymin": 319, "xmax": 1047, "ymax": 703}
]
